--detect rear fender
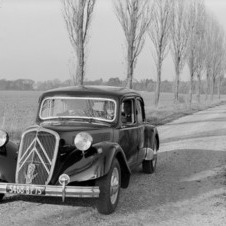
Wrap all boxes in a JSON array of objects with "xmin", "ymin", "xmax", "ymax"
[
  {"xmin": 66, "ymin": 142, "xmax": 131, "ymax": 188},
  {"xmin": 144, "ymin": 125, "xmax": 160, "ymax": 150},
  {"xmin": 0, "ymin": 141, "xmax": 18, "ymax": 183}
]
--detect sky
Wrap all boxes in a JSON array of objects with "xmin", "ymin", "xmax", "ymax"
[{"xmin": 0, "ymin": 0, "xmax": 225, "ymax": 82}]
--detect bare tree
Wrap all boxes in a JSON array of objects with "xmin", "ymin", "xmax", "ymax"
[
  {"xmin": 61, "ymin": 0, "xmax": 96, "ymax": 86},
  {"xmin": 114, "ymin": 0, "xmax": 151, "ymax": 89},
  {"xmin": 68, "ymin": 55, "xmax": 77, "ymax": 85},
  {"xmin": 218, "ymin": 44, "xmax": 226, "ymax": 99},
  {"xmin": 148, "ymin": 0, "xmax": 172, "ymax": 107},
  {"xmin": 217, "ymin": 74, "xmax": 224, "ymax": 99},
  {"xmin": 170, "ymin": 0, "xmax": 191, "ymax": 103},
  {"xmin": 187, "ymin": 0, "xmax": 206, "ymax": 104},
  {"xmin": 211, "ymin": 29, "xmax": 225, "ymax": 100},
  {"xmin": 195, "ymin": 36, "xmax": 206, "ymax": 104},
  {"xmin": 204, "ymin": 14, "xmax": 225, "ymax": 101},
  {"xmin": 204, "ymin": 14, "xmax": 215, "ymax": 101}
]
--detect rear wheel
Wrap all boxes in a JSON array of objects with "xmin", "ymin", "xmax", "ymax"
[
  {"xmin": 0, "ymin": 180, "xmax": 4, "ymax": 201},
  {"xmin": 96, "ymin": 158, "xmax": 121, "ymax": 214},
  {"xmin": 142, "ymin": 138, "xmax": 157, "ymax": 174}
]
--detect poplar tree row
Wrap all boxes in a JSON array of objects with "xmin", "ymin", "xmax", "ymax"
[{"xmin": 62, "ymin": 0, "xmax": 226, "ymax": 106}]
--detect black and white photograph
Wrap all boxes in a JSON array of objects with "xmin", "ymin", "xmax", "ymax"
[{"xmin": 0, "ymin": 0, "xmax": 226, "ymax": 225}]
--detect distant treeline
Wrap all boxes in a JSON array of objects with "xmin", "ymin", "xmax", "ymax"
[{"xmin": 0, "ymin": 78, "xmax": 226, "ymax": 94}]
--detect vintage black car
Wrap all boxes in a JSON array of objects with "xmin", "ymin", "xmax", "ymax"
[{"xmin": 0, "ymin": 86, "xmax": 159, "ymax": 214}]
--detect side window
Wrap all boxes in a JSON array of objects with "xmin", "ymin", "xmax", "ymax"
[
  {"xmin": 121, "ymin": 99, "xmax": 135, "ymax": 124},
  {"xmin": 136, "ymin": 99, "xmax": 144, "ymax": 123}
]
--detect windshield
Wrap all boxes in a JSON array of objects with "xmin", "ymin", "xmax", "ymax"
[{"xmin": 39, "ymin": 97, "xmax": 116, "ymax": 122}]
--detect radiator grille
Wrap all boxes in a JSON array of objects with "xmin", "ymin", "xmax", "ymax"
[{"xmin": 16, "ymin": 127, "xmax": 60, "ymax": 185}]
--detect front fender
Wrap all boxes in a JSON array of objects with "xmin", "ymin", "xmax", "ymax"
[
  {"xmin": 0, "ymin": 141, "xmax": 18, "ymax": 183},
  {"xmin": 64, "ymin": 142, "xmax": 131, "ymax": 188}
]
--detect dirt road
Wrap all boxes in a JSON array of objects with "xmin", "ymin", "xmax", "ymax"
[{"xmin": 0, "ymin": 105, "xmax": 226, "ymax": 226}]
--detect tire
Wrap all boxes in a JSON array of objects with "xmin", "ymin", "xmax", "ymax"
[
  {"xmin": 142, "ymin": 138, "xmax": 157, "ymax": 174},
  {"xmin": 96, "ymin": 158, "xmax": 121, "ymax": 214},
  {"xmin": 0, "ymin": 180, "xmax": 4, "ymax": 201},
  {"xmin": 0, "ymin": 194, "xmax": 4, "ymax": 201}
]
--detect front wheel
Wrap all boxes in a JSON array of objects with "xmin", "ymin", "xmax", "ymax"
[
  {"xmin": 0, "ymin": 194, "xmax": 4, "ymax": 201},
  {"xmin": 0, "ymin": 180, "xmax": 4, "ymax": 201},
  {"xmin": 96, "ymin": 158, "xmax": 121, "ymax": 214},
  {"xmin": 142, "ymin": 138, "xmax": 157, "ymax": 174}
]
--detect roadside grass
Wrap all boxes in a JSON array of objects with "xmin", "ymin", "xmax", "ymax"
[
  {"xmin": 141, "ymin": 92, "xmax": 226, "ymax": 126},
  {"xmin": 0, "ymin": 90, "xmax": 225, "ymax": 141},
  {"xmin": 0, "ymin": 91, "xmax": 41, "ymax": 141}
]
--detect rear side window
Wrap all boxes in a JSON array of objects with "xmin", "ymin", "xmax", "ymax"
[{"xmin": 136, "ymin": 99, "xmax": 145, "ymax": 123}]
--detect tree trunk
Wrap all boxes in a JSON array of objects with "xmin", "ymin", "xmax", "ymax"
[
  {"xmin": 218, "ymin": 77, "xmax": 221, "ymax": 100},
  {"xmin": 76, "ymin": 1, "xmax": 85, "ymax": 86},
  {"xmin": 211, "ymin": 77, "xmax": 215, "ymax": 101},
  {"xmin": 188, "ymin": 73, "xmax": 194, "ymax": 105},
  {"xmin": 205, "ymin": 73, "xmax": 209, "ymax": 101},
  {"xmin": 76, "ymin": 43, "xmax": 85, "ymax": 86},
  {"xmin": 126, "ymin": 45, "xmax": 134, "ymax": 89},
  {"xmin": 155, "ymin": 59, "xmax": 162, "ymax": 107},
  {"xmin": 197, "ymin": 74, "xmax": 201, "ymax": 103},
  {"xmin": 174, "ymin": 61, "xmax": 180, "ymax": 103}
]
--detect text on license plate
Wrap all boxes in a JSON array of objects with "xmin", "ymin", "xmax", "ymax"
[{"xmin": 6, "ymin": 184, "xmax": 45, "ymax": 195}]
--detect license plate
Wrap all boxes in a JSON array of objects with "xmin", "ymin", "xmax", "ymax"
[{"xmin": 6, "ymin": 184, "xmax": 45, "ymax": 196}]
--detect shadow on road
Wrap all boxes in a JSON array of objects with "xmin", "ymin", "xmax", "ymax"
[
  {"xmin": 115, "ymin": 149, "xmax": 226, "ymax": 215},
  {"xmin": 2, "ymin": 149, "xmax": 225, "ymax": 220},
  {"xmin": 3, "ymin": 192, "xmax": 96, "ymax": 209}
]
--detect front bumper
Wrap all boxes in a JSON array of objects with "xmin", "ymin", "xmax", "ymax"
[{"xmin": 0, "ymin": 183, "xmax": 100, "ymax": 199}]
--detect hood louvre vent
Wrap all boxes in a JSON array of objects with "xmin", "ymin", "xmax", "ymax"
[{"xmin": 92, "ymin": 133, "xmax": 111, "ymax": 143}]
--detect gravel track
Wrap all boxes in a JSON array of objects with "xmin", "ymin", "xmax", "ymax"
[{"xmin": 0, "ymin": 105, "xmax": 226, "ymax": 226}]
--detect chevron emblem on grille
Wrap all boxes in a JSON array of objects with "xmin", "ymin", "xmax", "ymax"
[
  {"xmin": 18, "ymin": 137, "xmax": 52, "ymax": 175},
  {"xmin": 16, "ymin": 127, "xmax": 59, "ymax": 185}
]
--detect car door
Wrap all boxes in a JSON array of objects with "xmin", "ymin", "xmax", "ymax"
[
  {"xmin": 118, "ymin": 98, "xmax": 139, "ymax": 168},
  {"xmin": 136, "ymin": 97, "xmax": 146, "ymax": 163}
]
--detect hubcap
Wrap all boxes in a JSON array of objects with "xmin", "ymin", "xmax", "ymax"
[{"xmin": 110, "ymin": 167, "xmax": 119, "ymax": 204}]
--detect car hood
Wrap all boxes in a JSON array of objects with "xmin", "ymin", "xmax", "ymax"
[{"xmin": 38, "ymin": 121, "xmax": 114, "ymax": 145}]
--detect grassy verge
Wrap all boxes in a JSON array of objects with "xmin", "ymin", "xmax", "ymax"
[
  {"xmin": 146, "ymin": 99, "xmax": 226, "ymax": 126},
  {"xmin": 0, "ymin": 91, "xmax": 225, "ymax": 141}
]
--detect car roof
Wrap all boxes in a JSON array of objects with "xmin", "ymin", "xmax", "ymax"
[{"xmin": 39, "ymin": 85, "xmax": 141, "ymax": 100}]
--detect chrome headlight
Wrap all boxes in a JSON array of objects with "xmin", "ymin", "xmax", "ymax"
[
  {"xmin": 0, "ymin": 130, "xmax": 8, "ymax": 147},
  {"xmin": 74, "ymin": 132, "xmax": 93, "ymax": 151}
]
